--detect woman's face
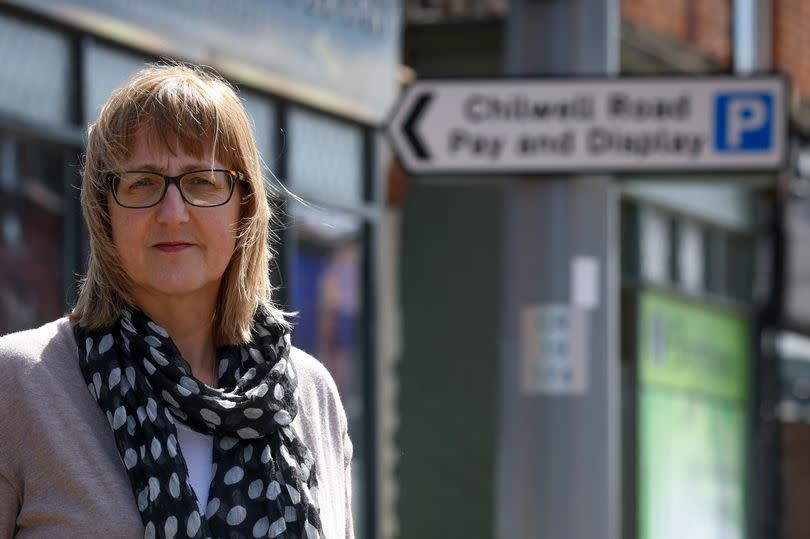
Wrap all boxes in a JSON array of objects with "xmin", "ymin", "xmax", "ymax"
[{"xmin": 108, "ymin": 128, "xmax": 242, "ymax": 304}]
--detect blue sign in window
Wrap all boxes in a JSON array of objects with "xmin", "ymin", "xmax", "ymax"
[{"xmin": 714, "ymin": 92, "xmax": 774, "ymax": 152}]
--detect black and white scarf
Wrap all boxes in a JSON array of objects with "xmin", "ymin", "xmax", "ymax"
[{"xmin": 74, "ymin": 309, "xmax": 322, "ymax": 539}]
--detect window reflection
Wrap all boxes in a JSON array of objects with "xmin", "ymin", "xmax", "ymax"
[
  {"xmin": 0, "ymin": 137, "xmax": 73, "ymax": 334},
  {"xmin": 295, "ymin": 240, "xmax": 361, "ymax": 395},
  {"xmin": 288, "ymin": 200, "xmax": 365, "ymax": 534},
  {"xmin": 290, "ymin": 202, "xmax": 363, "ymax": 393},
  {"xmin": 0, "ymin": 13, "xmax": 71, "ymax": 125}
]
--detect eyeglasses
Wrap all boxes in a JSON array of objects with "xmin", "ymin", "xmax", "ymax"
[{"xmin": 107, "ymin": 169, "xmax": 245, "ymax": 208}]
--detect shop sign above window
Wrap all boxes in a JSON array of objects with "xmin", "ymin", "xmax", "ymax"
[{"xmin": 8, "ymin": 0, "xmax": 401, "ymax": 124}]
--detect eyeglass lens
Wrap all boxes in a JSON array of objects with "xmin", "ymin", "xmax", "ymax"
[{"xmin": 114, "ymin": 170, "xmax": 234, "ymax": 207}]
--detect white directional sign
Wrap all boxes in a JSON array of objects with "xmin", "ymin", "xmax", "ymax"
[{"xmin": 386, "ymin": 77, "xmax": 786, "ymax": 174}]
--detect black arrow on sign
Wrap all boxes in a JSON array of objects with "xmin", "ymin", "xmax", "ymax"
[{"xmin": 403, "ymin": 92, "xmax": 433, "ymax": 160}]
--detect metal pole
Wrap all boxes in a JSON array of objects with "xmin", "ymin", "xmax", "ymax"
[
  {"xmin": 496, "ymin": 1, "xmax": 620, "ymax": 538},
  {"xmin": 733, "ymin": 2, "xmax": 780, "ymax": 537}
]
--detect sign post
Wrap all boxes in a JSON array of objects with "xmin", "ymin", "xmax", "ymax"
[{"xmin": 388, "ymin": 77, "xmax": 787, "ymax": 174}]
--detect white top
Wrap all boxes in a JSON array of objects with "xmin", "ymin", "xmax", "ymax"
[{"xmin": 175, "ymin": 421, "xmax": 214, "ymax": 514}]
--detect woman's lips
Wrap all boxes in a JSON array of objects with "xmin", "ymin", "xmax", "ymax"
[{"xmin": 154, "ymin": 242, "xmax": 193, "ymax": 253}]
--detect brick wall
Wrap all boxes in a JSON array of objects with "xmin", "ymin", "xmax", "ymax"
[
  {"xmin": 407, "ymin": 0, "xmax": 810, "ymax": 109},
  {"xmin": 774, "ymin": 0, "xmax": 810, "ymax": 103},
  {"xmin": 622, "ymin": 0, "xmax": 733, "ymax": 68}
]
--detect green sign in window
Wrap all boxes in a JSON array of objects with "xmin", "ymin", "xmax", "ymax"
[
  {"xmin": 637, "ymin": 290, "xmax": 749, "ymax": 539},
  {"xmin": 639, "ymin": 389, "xmax": 746, "ymax": 539},
  {"xmin": 639, "ymin": 291, "xmax": 748, "ymax": 401}
]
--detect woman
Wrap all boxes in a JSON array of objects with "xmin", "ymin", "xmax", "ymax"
[{"xmin": 0, "ymin": 64, "xmax": 353, "ymax": 538}]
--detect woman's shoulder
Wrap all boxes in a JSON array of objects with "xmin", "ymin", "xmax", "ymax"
[
  {"xmin": 288, "ymin": 347, "xmax": 348, "ymax": 433},
  {"xmin": 0, "ymin": 318, "xmax": 82, "ymax": 456},
  {"xmin": 287, "ymin": 347, "xmax": 353, "ymax": 538},
  {"xmin": 0, "ymin": 317, "xmax": 76, "ymax": 372},
  {"xmin": 289, "ymin": 347, "xmax": 340, "ymax": 395}
]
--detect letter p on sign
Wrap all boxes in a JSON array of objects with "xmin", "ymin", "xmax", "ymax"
[{"xmin": 714, "ymin": 92, "xmax": 774, "ymax": 152}]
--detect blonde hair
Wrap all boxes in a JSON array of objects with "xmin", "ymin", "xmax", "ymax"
[{"xmin": 70, "ymin": 62, "xmax": 288, "ymax": 344}]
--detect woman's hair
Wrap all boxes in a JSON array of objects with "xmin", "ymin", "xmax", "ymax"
[{"xmin": 70, "ymin": 62, "xmax": 288, "ymax": 344}]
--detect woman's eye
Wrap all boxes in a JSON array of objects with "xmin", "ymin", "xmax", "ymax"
[
  {"xmin": 188, "ymin": 176, "xmax": 214, "ymax": 185},
  {"xmin": 129, "ymin": 177, "xmax": 159, "ymax": 189}
]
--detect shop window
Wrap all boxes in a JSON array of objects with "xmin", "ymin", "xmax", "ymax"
[
  {"xmin": 289, "ymin": 202, "xmax": 363, "ymax": 396},
  {"xmin": 287, "ymin": 107, "xmax": 364, "ymax": 208},
  {"xmin": 704, "ymin": 228, "xmax": 725, "ymax": 297},
  {"xmin": 0, "ymin": 13, "xmax": 71, "ymax": 126},
  {"xmin": 83, "ymin": 42, "xmax": 151, "ymax": 124},
  {"xmin": 677, "ymin": 220, "xmax": 705, "ymax": 293},
  {"xmin": 0, "ymin": 135, "xmax": 78, "ymax": 334},
  {"xmin": 240, "ymin": 91, "xmax": 277, "ymax": 172},
  {"xmin": 640, "ymin": 206, "xmax": 670, "ymax": 285},
  {"xmin": 630, "ymin": 200, "xmax": 754, "ymax": 305}
]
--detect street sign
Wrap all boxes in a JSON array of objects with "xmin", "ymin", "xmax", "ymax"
[{"xmin": 386, "ymin": 76, "xmax": 787, "ymax": 174}]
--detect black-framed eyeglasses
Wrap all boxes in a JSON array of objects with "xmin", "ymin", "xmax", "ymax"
[{"xmin": 107, "ymin": 169, "xmax": 245, "ymax": 208}]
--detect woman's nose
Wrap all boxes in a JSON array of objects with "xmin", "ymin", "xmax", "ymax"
[{"xmin": 154, "ymin": 184, "xmax": 190, "ymax": 224}]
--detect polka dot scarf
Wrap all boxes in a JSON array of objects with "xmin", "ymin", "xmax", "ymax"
[{"xmin": 73, "ymin": 309, "xmax": 322, "ymax": 539}]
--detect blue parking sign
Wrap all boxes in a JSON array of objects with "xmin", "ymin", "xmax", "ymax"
[{"xmin": 714, "ymin": 92, "xmax": 774, "ymax": 152}]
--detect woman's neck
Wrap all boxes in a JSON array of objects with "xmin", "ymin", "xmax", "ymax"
[{"xmin": 134, "ymin": 291, "xmax": 220, "ymax": 387}]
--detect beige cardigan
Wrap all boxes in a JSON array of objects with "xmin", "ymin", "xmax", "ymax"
[{"xmin": 0, "ymin": 319, "xmax": 353, "ymax": 538}]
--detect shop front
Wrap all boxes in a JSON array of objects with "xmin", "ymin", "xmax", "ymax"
[{"xmin": 619, "ymin": 182, "xmax": 761, "ymax": 539}]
